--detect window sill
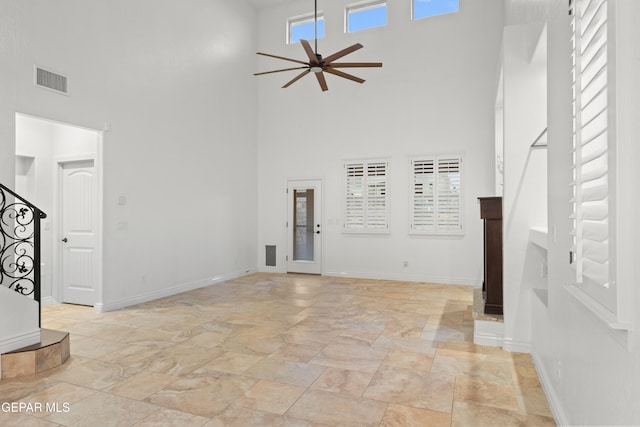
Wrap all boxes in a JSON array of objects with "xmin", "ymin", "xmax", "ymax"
[
  {"xmin": 565, "ymin": 284, "xmax": 632, "ymax": 331},
  {"xmin": 409, "ymin": 230, "xmax": 464, "ymax": 237},
  {"xmin": 342, "ymin": 230, "xmax": 390, "ymax": 236}
]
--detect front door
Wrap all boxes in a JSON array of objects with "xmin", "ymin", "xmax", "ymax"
[
  {"xmin": 60, "ymin": 160, "xmax": 98, "ymax": 306},
  {"xmin": 287, "ymin": 180, "xmax": 322, "ymax": 274}
]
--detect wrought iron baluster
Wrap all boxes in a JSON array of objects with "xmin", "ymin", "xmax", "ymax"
[{"xmin": 0, "ymin": 183, "xmax": 47, "ymax": 327}]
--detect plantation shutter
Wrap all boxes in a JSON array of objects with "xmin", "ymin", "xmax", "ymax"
[
  {"xmin": 344, "ymin": 159, "xmax": 388, "ymax": 233},
  {"xmin": 410, "ymin": 155, "xmax": 462, "ymax": 235},
  {"xmin": 570, "ymin": 0, "xmax": 613, "ymax": 309},
  {"xmin": 410, "ymin": 159, "xmax": 435, "ymax": 232},
  {"xmin": 366, "ymin": 161, "xmax": 388, "ymax": 230},
  {"xmin": 436, "ymin": 156, "xmax": 462, "ymax": 233},
  {"xmin": 345, "ymin": 162, "xmax": 365, "ymax": 230}
]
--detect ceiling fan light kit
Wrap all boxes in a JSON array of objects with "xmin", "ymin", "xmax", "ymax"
[{"xmin": 254, "ymin": 0, "xmax": 382, "ymax": 92}]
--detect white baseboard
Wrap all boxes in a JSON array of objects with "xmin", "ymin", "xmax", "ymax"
[
  {"xmin": 473, "ymin": 325, "xmax": 533, "ymax": 353},
  {"xmin": 0, "ymin": 329, "xmax": 41, "ymax": 355},
  {"xmin": 473, "ymin": 321, "xmax": 533, "ymax": 353},
  {"xmin": 473, "ymin": 319, "xmax": 505, "ymax": 347},
  {"xmin": 502, "ymin": 337, "xmax": 531, "ymax": 353},
  {"xmin": 39, "ymin": 296, "xmax": 58, "ymax": 307},
  {"xmin": 531, "ymin": 352, "xmax": 568, "ymax": 426},
  {"xmin": 97, "ymin": 268, "xmax": 257, "ymax": 312},
  {"xmin": 323, "ymin": 270, "xmax": 482, "ymax": 287}
]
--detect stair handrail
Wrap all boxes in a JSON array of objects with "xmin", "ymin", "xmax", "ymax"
[{"xmin": 0, "ymin": 182, "xmax": 47, "ymax": 327}]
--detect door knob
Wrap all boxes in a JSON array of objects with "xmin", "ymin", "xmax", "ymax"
[{"xmin": 61, "ymin": 237, "xmax": 68, "ymax": 243}]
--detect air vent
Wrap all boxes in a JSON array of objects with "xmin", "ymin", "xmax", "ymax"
[
  {"xmin": 34, "ymin": 66, "xmax": 68, "ymax": 95},
  {"xmin": 265, "ymin": 245, "xmax": 276, "ymax": 267}
]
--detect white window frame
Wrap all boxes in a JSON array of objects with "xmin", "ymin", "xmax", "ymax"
[
  {"xmin": 287, "ymin": 12, "xmax": 324, "ymax": 45},
  {"xmin": 409, "ymin": 155, "xmax": 463, "ymax": 235},
  {"xmin": 567, "ymin": 0, "xmax": 632, "ymax": 333},
  {"xmin": 343, "ymin": 159, "xmax": 389, "ymax": 234},
  {"xmin": 345, "ymin": 0, "xmax": 387, "ymax": 33}
]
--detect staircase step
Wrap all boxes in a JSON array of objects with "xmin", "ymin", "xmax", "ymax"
[{"xmin": 1, "ymin": 329, "xmax": 70, "ymax": 379}]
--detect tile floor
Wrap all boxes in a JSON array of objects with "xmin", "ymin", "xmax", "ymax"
[{"xmin": 0, "ymin": 273, "xmax": 555, "ymax": 426}]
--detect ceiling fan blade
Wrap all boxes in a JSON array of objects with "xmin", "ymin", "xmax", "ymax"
[
  {"xmin": 256, "ymin": 52, "xmax": 309, "ymax": 66},
  {"xmin": 323, "ymin": 68, "xmax": 365, "ymax": 84},
  {"xmin": 254, "ymin": 66, "xmax": 308, "ymax": 76},
  {"xmin": 282, "ymin": 69, "xmax": 311, "ymax": 88},
  {"xmin": 322, "ymin": 43, "xmax": 364, "ymax": 64},
  {"xmin": 300, "ymin": 40, "xmax": 319, "ymax": 64},
  {"xmin": 326, "ymin": 62, "xmax": 382, "ymax": 68},
  {"xmin": 315, "ymin": 71, "xmax": 328, "ymax": 92}
]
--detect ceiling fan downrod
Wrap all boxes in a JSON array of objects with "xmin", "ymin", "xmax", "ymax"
[{"xmin": 314, "ymin": 0, "xmax": 318, "ymax": 54}]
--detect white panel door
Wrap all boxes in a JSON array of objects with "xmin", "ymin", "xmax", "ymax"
[
  {"xmin": 61, "ymin": 160, "xmax": 98, "ymax": 306},
  {"xmin": 287, "ymin": 180, "xmax": 322, "ymax": 274}
]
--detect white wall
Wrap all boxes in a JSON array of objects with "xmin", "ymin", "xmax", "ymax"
[
  {"xmin": 256, "ymin": 0, "xmax": 504, "ymax": 285},
  {"xmin": 1, "ymin": 0, "xmax": 259, "ymax": 310},
  {"xmin": 495, "ymin": 68, "xmax": 504, "ymax": 196},
  {"xmin": 523, "ymin": 0, "xmax": 640, "ymax": 425},
  {"xmin": 502, "ymin": 22, "xmax": 548, "ymax": 351},
  {"xmin": 53, "ymin": 123, "xmax": 98, "ymax": 158},
  {"xmin": 0, "ymin": 286, "xmax": 40, "ymax": 358}
]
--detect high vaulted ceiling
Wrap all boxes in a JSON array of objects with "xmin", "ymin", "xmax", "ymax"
[{"xmin": 247, "ymin": 0, "xmax": 300, "ymax": 9}]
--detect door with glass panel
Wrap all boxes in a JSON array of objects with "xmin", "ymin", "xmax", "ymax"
[{"xmin": 287, "ymin": 180, "xmax": 322, "ymax": 274}]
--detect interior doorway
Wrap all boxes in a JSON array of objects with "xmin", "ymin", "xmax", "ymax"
[
  {"xmin": 287, "ymin": 179, "xmax": 322, "ymax": 274},
  {"xmin": 15, "ymin": 113, "xmax": 103, "ymax": 307}
]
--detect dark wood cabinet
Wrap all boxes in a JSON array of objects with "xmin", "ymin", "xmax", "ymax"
[{"xmin": 478, "ymin": 197, "xmax": 503, "ymax": 315}]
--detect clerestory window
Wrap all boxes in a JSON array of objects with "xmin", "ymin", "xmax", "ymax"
[
  {"xmin": 346, "ymin": 1, "xmax": 387, "ymax": 33},
  {"xmin": 288, "ymin": 13, "xmax": 324, "ymax": 44},
  {"xmin": 413, "ymin": 0, "xmax": 459, "ymax": 21}
]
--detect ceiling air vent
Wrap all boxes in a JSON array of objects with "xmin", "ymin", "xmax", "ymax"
[{"xmin": 34, "ymin": 66, "xmax": 68, "ymax": 95}]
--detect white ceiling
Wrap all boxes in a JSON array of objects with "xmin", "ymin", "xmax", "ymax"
[{"xmin": 247, "ymin": 0, "xmax": 301, "ymax": 9}]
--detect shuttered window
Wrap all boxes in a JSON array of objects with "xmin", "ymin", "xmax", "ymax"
[
  {"xmin": 410, "ymin": 155, "xmax": 463, "ymax": 235},
  {"xmin": 344, "ymin": 159, "xmax": 389, "ymax": 233},
  {"xmin": 570, "ymin": 0, "xmax": 615, "ymax": 311}
]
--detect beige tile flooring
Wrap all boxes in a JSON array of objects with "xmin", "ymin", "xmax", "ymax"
[{"xmin": 0, "ymin": 273, "xmax": 555, "ymax": 426}]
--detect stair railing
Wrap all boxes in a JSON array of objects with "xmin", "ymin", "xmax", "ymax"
[{"xmin": 0, "ymin": 183, "xmax": 47, "ymax": 327}]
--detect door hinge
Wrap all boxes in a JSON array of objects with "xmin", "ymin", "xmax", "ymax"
[
  {"xmin": 286, "ymin": 255, "xmax": 288, "ymax": 261},
  {"xmin": 286, "ymin": 221, "xmax": 288, "ymax": 227}
]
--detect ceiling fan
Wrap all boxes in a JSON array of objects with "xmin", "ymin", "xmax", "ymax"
[{"xmin": 253, "ymin": 0, "xmax": 382, "ymax": 92}]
